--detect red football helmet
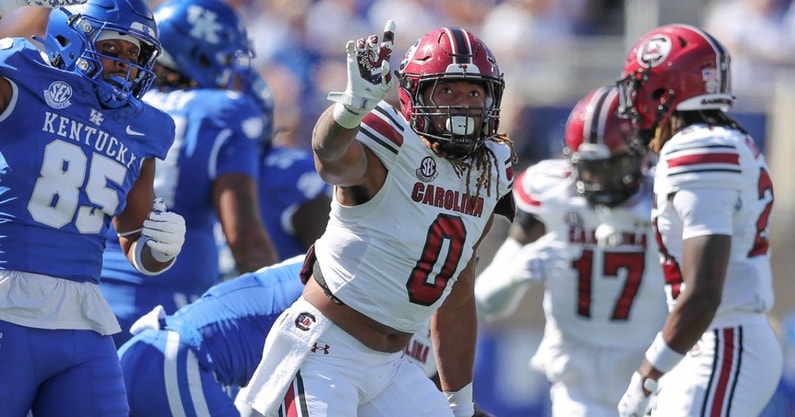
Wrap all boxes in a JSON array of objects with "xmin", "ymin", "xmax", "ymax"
[
  {"xmin": 616, "ymin": 24, "xmax": 733, "ymax": 143},
  {"xmin": 397, "ymin": 27, "xmax": 504, "ymax": 158},
  {"xmin": 565, "ymin": 86, "xmax": 643, "ymax": 207}
]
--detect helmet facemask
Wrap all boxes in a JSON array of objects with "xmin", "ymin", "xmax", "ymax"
[
  {"xmin": 397, "ymin": 27, "xmax": 504, "ymax": 160},
  {"xmin": 569, "ymin": 148, "xmax": 644, "ymax": 208},
  {"xmin": 409, "ymin": 75, "xmax": 502, "ymax": 159},
  {"xmin": 41, "ymin": 0, "xmax": 161, "ymax": 109}
]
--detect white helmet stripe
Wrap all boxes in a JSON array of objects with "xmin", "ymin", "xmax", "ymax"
[
  {"xmin": 583, "ymin": 86, "xmax": 618, "ymax": 145},
  {"xmin": 443, "ymin": 27, "xmax": 473, "ymax": 65}
]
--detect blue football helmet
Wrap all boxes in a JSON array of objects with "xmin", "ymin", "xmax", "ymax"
[
  {"xmin": 154, "ymin": 0, "xmax": 252, "ymax": 89},
  {"xmin": 41, "ymin": 0, "xmax": 161, "ymax": 108},
  {"xmin": 236, "ymin": 65, "xmax": 275, "ymax": 149}
]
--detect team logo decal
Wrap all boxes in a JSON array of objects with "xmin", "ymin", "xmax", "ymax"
[
  {"xmin": 637, "ymin": 35, "xmax": 672, "ymax": 68},
  {"xmin": 564, "ymin": 211, "xmax": 583, "ymax": 228},
  {"xmin": 44, "ymin": 81, "xmax": 73, "ymax": 109},
  {"xmin": 415, "ymin": 156, "xmax": 439, "ymax": 182},
  {"xmin": 295, "ymin": 312, "xmax": 316, "ymax": 331},
  {"xmin": 89, "ymin": 108, "xmax": 104, "ymax": 126}
]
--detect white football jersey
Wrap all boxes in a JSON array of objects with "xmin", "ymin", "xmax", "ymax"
[
  {"xmin": 514, "ymin": 159, "xmax": 668, "ymax": 347},
  {"xmin": 314, "ymin": 102, "xmax": 515, "ymax": 333},
  {"xmin": 653, "ymin": 124, "xmax": 774, "ymax": 322}
]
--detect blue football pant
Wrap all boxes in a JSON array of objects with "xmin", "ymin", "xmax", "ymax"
[{"xmin": 0, "ymin": 320, "xmax": 129, "ymax": 417}]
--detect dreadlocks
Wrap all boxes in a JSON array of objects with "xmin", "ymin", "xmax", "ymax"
[
  {"xmin": 423, "ymin": 133, "xmax": 517, "ymax": 199},
  {"xmin": 649, "ymin": 110, "xmax": 748, "ymax": 153}
]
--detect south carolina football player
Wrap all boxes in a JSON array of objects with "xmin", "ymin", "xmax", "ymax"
[
  {"xmin": 615, "ymin": 24, "xmax": 782, "ymax": 416},
  {"xmin": 237, "ymin": 22, "xmax": 516, "ymax": 417},
  {"xmin": 475, "ymin": 86, "xmax": 669, "ymax": 417}
]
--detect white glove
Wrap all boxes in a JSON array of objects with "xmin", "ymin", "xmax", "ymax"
[
  {"xmin": 618, "ymin": 372, "xmax": 656, "ymax": 417},
  {"xmin": 129, "ymin": 304, "xmax": 166, "ymax": 335},
  {"xmin": 327, "ymin": 20, "xmax": 396, "ymax": 129},
  {"xmin": 142, "ymin": 198, "xmax": 185, "ymax": 262},
  {"xmin": 512, "ymin": 238, "xmax": 574, "ymax": 283}
]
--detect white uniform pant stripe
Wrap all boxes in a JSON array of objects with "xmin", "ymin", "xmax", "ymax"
[
  {"xmin": 163, "ymin": 330, "xmax": 212, "ymax": 417},
  {"xmin": 701, "ymin": 326, "xmax": 743, "ymax": 417}
]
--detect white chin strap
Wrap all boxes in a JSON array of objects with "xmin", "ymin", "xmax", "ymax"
[{"xmin": 446, "ymin": 116, "xmax": 476, "ymax": 135}]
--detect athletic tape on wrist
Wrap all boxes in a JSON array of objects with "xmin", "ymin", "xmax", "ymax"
[
  {"xmin": 444, "ymin": 382, "xmax": 475, "ymax": 417},
  {"xmin": 331, "ymin": 102, "xmax": 365, "ymax": 129},
  {"xmin": 644, "ymin": 332, "xmax": 685, "ymax": 373},
  {"xmin": 132, "ymin": 237, "xmax": 175, "ymax": 276}
]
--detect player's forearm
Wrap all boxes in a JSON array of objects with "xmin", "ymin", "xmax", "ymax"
[
  {"xmin": 474, "ymin": 238, "xmax": 532, "ymax": 320},
  {"xmin": 432, "ymin": 298, "xmax": 476, "ymax": 391},
  {"xmin": 312, "ymin": 104, "xmax": 359, "ymax": 163},
  {"xmin": 662, "ymin": 234, "xmax": 730, "ymax": 353}
]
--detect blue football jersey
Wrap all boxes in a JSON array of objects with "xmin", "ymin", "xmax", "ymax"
[
  {"xmin": 141, "ymin": 256, "xmax": 303, "ymax": 386},
  {"xmin": 258, "ymin": 145, "xmax": 331, "ymax": 259},
  {"xmin": 101, "ymin": 88, "xmax": 264, "ymax": 292},
  {"xmin": 0, "ymin": 39, "xmax": 174, "ymax": 283}
]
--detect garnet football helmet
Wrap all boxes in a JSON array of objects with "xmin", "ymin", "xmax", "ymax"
[
  {"xmin": 565, "ymin": 86, "xmax": 643, "ymax": 207},
  {"xmin": 42, "ymin": 0, "xmax": 161, "ymax": 108},
  {"xmin": 616, "ymin": 24, "xmax": 733, "ymax": 145},
  {"xmin": 154, "ymin": 0, "xmax": 252, "ymax": 89},
  {"xmin": 397, "ymin": 27, "xmax": 504, "ymax": 158}
]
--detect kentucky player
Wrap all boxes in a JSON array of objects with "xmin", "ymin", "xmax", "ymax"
[
  {"xmin": 100, "ymin": 0, "xmax": 278, "ymax": 347},
  {"xmin": 475, "ymin": 86, "xmax": 668, "ymax": 416},
  {"xmin": 119, "ymin": 255, "xmax": 495, "ymax": 417},
  {"xmin": 217, "ymin": 66, "xmax": 331, "ymax": 279},
  {"xmin": 0, "ymin": 0, "xmax": 186, "ymax": 415}
]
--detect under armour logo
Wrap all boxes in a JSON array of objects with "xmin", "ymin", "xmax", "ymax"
[{"xmin": 311, "ymin": 343, "xmax": 330, "ymax": 354}]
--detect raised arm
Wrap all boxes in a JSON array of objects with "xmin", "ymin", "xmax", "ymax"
[{"xmin": 312, "ymin": 20, "xmax": 395, "ymax": 187}]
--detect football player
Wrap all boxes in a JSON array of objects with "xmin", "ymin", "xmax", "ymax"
[
  {"xmin": 475, "ymin": 86, "xmax": 668, "ymax": 416},
  {"xmin": 100, "ymin": 0, "xmax": 278, "ymax": 347},
  {"xmin": 0, "ymin": 0, "xmax": 185, "ymax": 415},
  {"xmin": 237, "ymin": 22, "xmax": 516, "ymax": 417},
  {"xmin": 615, "ymin": 23, "xmax": 782, "ymax": 416}
]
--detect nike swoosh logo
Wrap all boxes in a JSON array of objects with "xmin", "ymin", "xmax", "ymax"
[{"xmin": 126, "ymin": 126, "xmax": 145, "ymax": 136}]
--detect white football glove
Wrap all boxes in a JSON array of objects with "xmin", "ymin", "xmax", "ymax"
[
  {"xmin": 618, "ymin": 372, "xmax": 656, "ymax": 417},
  {"xmin": 129, "ymin": 304, "xmax": 166, "ymax": 336},
  {"xmin": 327, "ymin": 20, "xmax": 396, "ymax": 128},
  {"xmin": 142, "ymin": 198, "xmax": 185, "ymax": 262},
  {"xmin": 475, "ymin": 234, "xmax": 573, "ymax": 321},
  {"xmin": 512, "ymin": 238, "xmax": 574, "ymax": 283}
]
